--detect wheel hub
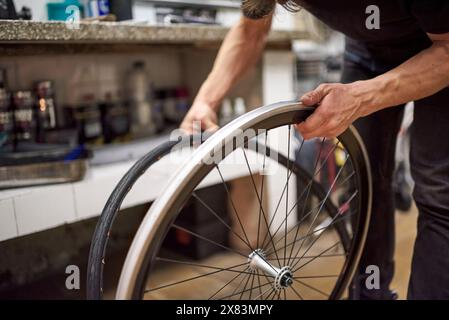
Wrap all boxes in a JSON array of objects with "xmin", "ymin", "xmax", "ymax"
[{"xmin": 248, "ymin": 249, "xmax": 293, "ymax": 291}]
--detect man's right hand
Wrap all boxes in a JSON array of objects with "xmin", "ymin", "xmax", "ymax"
[
  {"xmin": 180, "ymin": 100, "xmax": 220, "ymax": 134},
  {"xmin": 179, "ymin": 14, "xmax": 272, "ymax": 135}
]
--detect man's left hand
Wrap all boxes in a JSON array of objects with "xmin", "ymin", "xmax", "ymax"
[{"xmin": 296, "ymin": 82, "xmax": 372, "ymax": 140}]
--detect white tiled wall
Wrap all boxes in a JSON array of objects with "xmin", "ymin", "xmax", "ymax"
[
  {"xmin": 0, "ymin": 198, "xmax": 18, "ymax": 241},
  {"xmin": 13, "ymin": 184, "xmax": 77, "ymax": 235}
]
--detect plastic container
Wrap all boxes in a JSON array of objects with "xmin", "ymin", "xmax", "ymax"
[
  {"xmin": 0, "ymin": 143, "xmax": 91, "ymax": 189},
  {"xmin": 47, "ymin": 0, "xmax": 84, "ymax": 21}
]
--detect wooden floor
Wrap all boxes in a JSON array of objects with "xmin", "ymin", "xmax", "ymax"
[
  {"xmin": 132, "ymin": 206, "xmax": 419, "ymax": 300},
  {"xmin": 391, "ymin": 204, "xmax": 418, "ymax": 299},
  {"xmin": 1, "ymin": 204, "xmax": 418, "ymax": 300}
]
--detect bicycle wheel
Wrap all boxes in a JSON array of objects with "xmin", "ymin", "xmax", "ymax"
[
  {"xmin": 87, "ymin": 133, "xmax": 352, "ymax": 300},
  {"xmin": 114, "ymin": 101, "xmax": 372, "ymax": 300}
]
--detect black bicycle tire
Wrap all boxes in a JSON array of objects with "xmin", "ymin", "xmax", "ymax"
[{"xmin": 86, "ymin": 134, "xmax": 348, "ymax": 299}]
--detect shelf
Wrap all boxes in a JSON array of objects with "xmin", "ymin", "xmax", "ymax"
[{"xmin": 0, "ymin": 142, "xmax": 262, "ymax": 242}]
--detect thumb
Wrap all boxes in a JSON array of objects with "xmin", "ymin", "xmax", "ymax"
[
  {"xmin": 301, "ymin": 86, "xmax": 327, "ymax": 106},
  {"xmin": 202, "ymin": 118, "xmax": 219, "ymax": 132}
]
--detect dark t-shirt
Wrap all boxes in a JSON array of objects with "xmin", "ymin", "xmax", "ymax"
[{"xmin": 298, "ymin": 0, "xmax": 449, "ymax": 68}]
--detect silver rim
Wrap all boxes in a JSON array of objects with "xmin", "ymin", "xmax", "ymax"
[{"xmin": 116, "ymin": 101, "xmax": 372, "ymax": 300}]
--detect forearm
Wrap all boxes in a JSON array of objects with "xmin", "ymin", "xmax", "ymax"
[
  {"xmin": 195, "ymin": 15, "xmax": 272, "ymax": 110},
  {"xmin": 354, "ymin": 40, "xmax": 449, "ymax": 115}
]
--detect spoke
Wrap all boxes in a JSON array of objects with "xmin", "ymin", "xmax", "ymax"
[
  {"xmin": 293, "ymin": 241, "xmax": 341, "ymax": 273},
  {"xmin": 219, "ymin": 281, "xmax": 272, "ymax": 300},
  {"xmin": 272, "ymin": 189, "xmax": 357, "ymax": 258},
  {"xmin": 208, "ymin": 268, "xmax": 247, "ymax": 300},
  {"xmin": 289, "ymin": 285, "xmax": 304, "ymax": 300},
  {"xmin": 283, "ymin": 288, "xmax": 287, "ymax": 300},
  {"xmin": 263, "ymin": 289, "xmax": 274, "ymax": 300},
  {"xmin": 239, "ymin": 270, "xmax": 253, "ymax": 300},
  {"xmin": 287, "ymin": 138, "xmax": 327, "ymax": 265},
  {"xmin": 192, "ymin": 192, "xmax": 253, "ymax": 251},
  {"xmin": 294, "ymin": 278, "xmax": 329, "ymax": 298},
  {"xmin": 215, "ymin": 164, "xmax": 253, "ymax": 251},
  {"xmin": 339, "ymin": 170, "xmax": 355, "ymax": 187},
  {"xmin": 261, "ymin": 140, "xmax": 338, "ymax": 250},
  {"xmin": 294, "ymin": 274, "xmax": 339, "ymax": 279},
  {"xmin": 145, "ymin": 261, "xmax": 249, "ymax": 293},
  {"xmin": 258, "ymin": 153, "xmax": 302, "ymax": 250},
  {"xmin": 241, "ymin": 146, "xmax": 281, "ymax": 266},
  {"xmin": 264, "ymin": 207, "xmax": 352, "ymax": 257},
  {"xmin": 172, "ymin": 224, "xmax": 247, "ymax": 259},
  {"xmin": 228, "ymin": 269, "xmax": 252, "ymax": 300},
  {"xmin": 256, "ymin": 130, "xmax": 269, "ymax": 249},
  {"xmin": 266, "ymin": 289, "xmax": 277, "ymax": 300},
  {"xmin": 155, "ymin": 257, "xmax": 266, "ymax": 277},
  {"xmin": 284, "ymin": 125, "xmax": 292, "ymax": 264},
  {"xmin": 252, "ymin": 285, "xmax": 275, "ymax": 301},
  {"xmin": 288, "ymin": 155, "xmax": 349, "ymax": 268},
  {"xmin": 256, "ymin": 271, "xmax": 264, "ymax": 297},
  {"xmin": 266, "ymin": 253, "xmax": 346, "ymax": 261},
  {"xmin": 248, "ymin": 269, "xmax": 256, "ymax": 300},
  {"xmin": 264, "ymin": 197, "xmax": 328, "ymax": 253},
  {"xmin": 290, "ymin": 187, "xmax": 356, "ymax": 271}
]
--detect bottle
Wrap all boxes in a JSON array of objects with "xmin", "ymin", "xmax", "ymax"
[
  {"xmin": 12, "ymin": 91, "xmax": 36, "ymax": 145},
  {"xmin": 219, "ymin": 98, "xmax": 233, "ymax": 126},
  {"xmin": 127, "ymin": 61, "xmax": 155, "ymax": 137},
  {"xmin": 99, "ymin": 91, "xmax": 130, "ymax": 143},
  {"xmin": 152, "ymin": 89, "xmax": 166, "ymax": 133},
  {"xmin": 234, "ymin": 97, "xmax": 246, "ymax": 118},
  {"xmin": 86, "ymin": 0, "xmax": 110, "ymax": 18},
  {"xmin": 35, "ymin": 81, "xmax": 57, "ymax": 143},
  {"xmin": 175, "ymin": 87, "xmax": 190, "ymax": 123},
  {"xmin": 75, "ymin": 100, "xmax": 103, "ymax": 144},
  {"xmin": 163, "ymin": 88, "xmax": 178, "ymax": 125},
  {"xmin": 0, "ymin": 72, "xmax": 12, "ymax": 147}
]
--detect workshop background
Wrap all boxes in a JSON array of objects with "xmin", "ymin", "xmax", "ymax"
[{"xmin": 0, "ymin": 0, "xmax": 416, "ymax": 300}]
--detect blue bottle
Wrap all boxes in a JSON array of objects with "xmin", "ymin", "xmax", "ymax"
[{"xmin": 87, "ymin": 0, "xmax": 110, "ymax": 17}]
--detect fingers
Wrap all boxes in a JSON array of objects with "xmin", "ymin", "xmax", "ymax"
[
  {"xmin": 295, "ymin": 111, "xmax": 327, "ymax": 139},
  {"xmin": 297, "ymin": 110, "xmax": 347, "ymax": 139},
  {"xmin": 180, "ymin": 117, "xmax": 219, "ymax": 135},
  {"xmin": 179, "ymin": 124, "xmax": 192, "ymax": 135},
  {"xmin": 202, "ymin": 118, "xmax": 220, "ymax": 132},
  {"xmin": 300, "ymin": 84, "xmax": 329, "ymax": 106},
  {"xmin": 298, "ymin": 84, "xmax": 345, "ymax": 139}
]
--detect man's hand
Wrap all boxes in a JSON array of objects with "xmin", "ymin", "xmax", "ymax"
[
  {"xmin": 296, "ymin": 82, "xmax": 372, "ymax": 140},
  {"xmin": 296, "ymin": 31, "xmax": 449, "ymax": 141},
  {"xmin": 180, "ymin": 101, "xmax": 219, "ymax": 134}
]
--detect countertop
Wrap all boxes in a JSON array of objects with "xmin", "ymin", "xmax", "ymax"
[{"xmin": 0, "ymin": 20, "xmax": 310, "ymax": 45}]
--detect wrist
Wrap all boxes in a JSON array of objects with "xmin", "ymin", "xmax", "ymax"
[
  {"xmin": 350, "ymin": 78, "xmax": 388, "ymax": 116},
  {"xmin": 195, "ymin": 84, "xmax": 224, "ymax": 112}
]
